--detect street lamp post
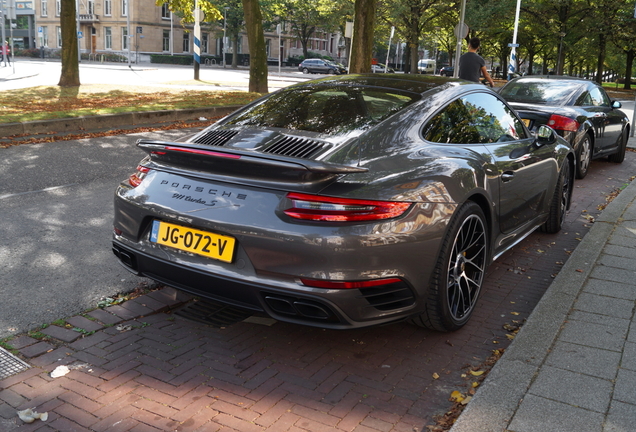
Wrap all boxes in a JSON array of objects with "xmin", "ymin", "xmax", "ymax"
[
  {"xmin": 557, "ymin": 32, "xmax": 565, "ymax": 75},
  {"xmin": 223, "ymin": 7, "xmax": 228, "ymax": 68}
]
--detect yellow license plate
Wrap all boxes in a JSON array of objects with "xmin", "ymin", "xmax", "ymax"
[
  {"xmin": 522, "ymin": 118, "xmax": 531, "ymax": 127},
  {"xmin": 150, "ymin": 220, "xmax": 235, "ymax": 263}
]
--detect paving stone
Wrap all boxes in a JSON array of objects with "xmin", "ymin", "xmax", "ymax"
[
  {"xmin": 88, "ymin": 308, "xmax": 124, "ymax": 326},
  {"xmin": 65, "ymin": 316, "xmax": 105, "ymax": 333},
  {"xmin": 583, "ymin": 278, "xmax": 636, "ymax": 301},
  {"xmin": 613, "ymin": 369, "xmax": 636, "ymax": 405},
  {"xmin": 19, "ymin": 341, "xmax": 56, "ymax": 358},
  {"xmin": 597, "ymin": 254, "xmax": 636, "ymax": 272},
  {"xmin": 604, "ymin": 400, "xmax": 636, "ymax": 432},
  {"xmin": 103, "ymin": 304, "xmax": 139, "ymax": 321},
  {"xmin": 589, "ymin": 266, "xmax": 636, "ymax": 286},
  {"xmin": 508, "ymin": 394, "xmax": 604, "ymax": 432},
  {"xmin": 573, "ymin": 292, "xmax": 634, "ymax": 319},
  {"xmin": 41, "ymin": 325, "xmax": 82, "ymax": 343},
  {"xmin": 528, "ymin": 365, "xmax": 612, "ymax": 413},
  {"xmin": 559, "ymin": 319, "xmax": 628, "ymax": 352},
  {"xmin": 6, "ymin": 335, "xmax": 39, "ymax": 350},
  {"xmin": 546, "ymin": 341, "xmax": 621, "ymax": 380},
  {"xmin": 118, "ymin": 300, "xmax": 154, "ymax": 318}
]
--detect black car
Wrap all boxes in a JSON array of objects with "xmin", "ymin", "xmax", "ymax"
[
  {"xmin": 439, "ymin": 66, "xmax": 454, "ymax": 77},
  {"xmin": 499, "ymin": 76, "xmax": 630, "ymax": 179},
  {"xmin": 113, "ymin": 74, "xmax": 573, "ymax": 331},
  {"xmin": 298, "ymin": 59, "xmax": 347, "ymax": 75}
]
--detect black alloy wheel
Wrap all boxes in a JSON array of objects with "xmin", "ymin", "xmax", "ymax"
[
  {"xmin": 576, "ymin": 134, "xmax": 592, "ymax": 179},
  {"xmin": 412, "ymin": 202, "xmax": 488, "ymax": 331}
]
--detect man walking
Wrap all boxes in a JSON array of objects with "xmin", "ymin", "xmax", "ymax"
[{"xmin": 458, "ymin": 37, "xmax": 494, "ymax": 87}]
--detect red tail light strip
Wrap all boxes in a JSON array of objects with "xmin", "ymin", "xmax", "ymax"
[
  {"xmin": 162, "ymin": 146, "xmax": 242, "ymax": 159},
  {"xmin": 284, "ymin": 192, "xmax": 411, "ymax": 221}
]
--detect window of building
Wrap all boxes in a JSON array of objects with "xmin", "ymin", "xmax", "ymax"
[
  {"xmin": 88, "ymin": 0, "xmax": 95, "ymax": 14},
  {"xmin": 56, "ymin": 26, "xmax": 61, "ymax": 47},
  {"xmin": 41, "ymin": 0, "xmax": 47, "ymax": 17},
  {"xmin": 202, "ymin": 33, "xmax": 208, "ymax": 54},
  {"xmin": 265, "ymin": 39, "xmax": 271, "ymax": 57},
  {"xmin": 183, "ymin": 32, "xmax": 190, "ymax": 52},
  {"xmin": 104, "ymin": 0, "xmax": 111, "ymax": 16},
  {"xmin": 163, "ymin": 29, "xmax": 170, "ymax": 51},
  {"xmin": 122, "ymin": 27, "xmax": 128, "ymax": 50},
  {"xmin": 42, "ymin": 26, "xmax": 49, "ymax": 46},
  {"xmin": 122, "ymin": 0, "xmax": 127, "ymax": 16},
  {"xmin": 105, "ymin": 27, "xmax": 112, "ymax": 49},
  {"xmin": 161, "ymin": 3, "xmax": 170, "ymax": 19},
  {"xmin": 55, "ymin": 0, "xmax": 60, "ymax": 16}
]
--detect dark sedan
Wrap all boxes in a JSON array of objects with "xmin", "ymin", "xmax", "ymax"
[
  {"xmin": 499, "ymin": 76, "xmax": 630, "ymax": 179},
  {"xmin": 113, "ymin": 74, "xmax": 574, "ymax": 331}
]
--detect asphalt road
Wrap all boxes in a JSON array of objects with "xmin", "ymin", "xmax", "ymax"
[{"xmin": 0, "ymin": 128, "xmax": 193, "ymax": 339}]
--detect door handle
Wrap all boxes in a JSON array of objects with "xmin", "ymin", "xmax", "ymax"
[{"xmin": 501, "ymin": 172, "xmax": 515, "ymax": 182}]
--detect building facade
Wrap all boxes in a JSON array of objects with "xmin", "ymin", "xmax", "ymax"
[{"xmin": 28, "ymin": 0, "xmax": 344, "ymax": 64}]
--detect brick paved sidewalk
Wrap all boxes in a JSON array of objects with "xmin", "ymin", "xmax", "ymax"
[{"xmin": 2, "ymin": 286, "xmax": 472, "ymax": 432}]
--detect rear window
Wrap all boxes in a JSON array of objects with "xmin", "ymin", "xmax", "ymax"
[
  {"xmin": 225, "ymin": 86, "xmax": 420, "ymax": 135},
  {"xmin": 499, "ymin": 80, "xmax": 583, "ymax": 105}
]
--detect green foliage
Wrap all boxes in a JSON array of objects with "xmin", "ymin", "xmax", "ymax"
[{"xmin": 156, "ymin": 0, "xmax": 222, "ymax": 23}]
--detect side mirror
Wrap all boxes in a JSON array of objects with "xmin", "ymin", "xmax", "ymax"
[
  {"xmin": 536, "ymin": 125, "xmax": 557, "ymax": 145},
  {"xmin": 612, "ymin": 100, "xmax": 622, "ymax": 109}
]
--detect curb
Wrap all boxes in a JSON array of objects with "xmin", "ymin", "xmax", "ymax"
[
  {"xmin": 450, "ymin": 163, "xmax": 636, "ymax": 432},
  {"xmin": 0, "ymin": 105, "xmax": 243, "ymax": 138}
]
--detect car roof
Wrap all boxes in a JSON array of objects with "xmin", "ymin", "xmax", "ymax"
[{"xmin": 288, "ymin": 74, "xmax": 468, "ymax": 95}]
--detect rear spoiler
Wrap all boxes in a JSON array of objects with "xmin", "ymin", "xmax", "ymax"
[{"xmin": 137, "ymin": 139, "xmax": 367, "ymax": 186}]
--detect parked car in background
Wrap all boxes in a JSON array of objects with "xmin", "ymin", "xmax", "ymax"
[
  {"xmin": 439, "ymin": 66, "xmax": 454, "ymax": 77},
  {"xmin": 499, "ymin": 76, "xmax": 630, "ymax": 179},
  {"xmin": 298, "ymin": 58, "xmax": 347, "ymax": 75},
  {"xmin": 113, "ymin": 74, "xmax": 573, "ymax": 332},
  {"xmin": 371, "ymin": 63, "xmax": 395, "ymax": 73}
]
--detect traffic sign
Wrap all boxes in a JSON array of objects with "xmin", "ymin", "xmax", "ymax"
[{"xmin": 508, "ymin": 43, "xmax": 519, "ymax": 48}]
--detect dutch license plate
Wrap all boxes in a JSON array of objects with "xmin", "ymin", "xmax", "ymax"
[
  {"xmin": 522, "ymin": 118, "xmax": 531, "ymax": 127},
  {"xmin": 150, "ymin": 220, "xmax": 235, "ymax": 263}
]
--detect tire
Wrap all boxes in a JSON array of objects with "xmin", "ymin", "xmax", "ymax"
[
  {"xmin": 302, "ymin": 68, "xmax": 309, "ymax": 74},
  {"xmin": 411, "ymin": 202, "xmax": 488, "ymax": 332},
  {"xmin": 328, "ymin": 69, "xmax": 335, "ymax": 74},
  {"xmin": 541, "ymin": 159, "xmax": 571, "ymax": 234},
  {"xmin": 608, "ymin": 130, "xmax": 627, "ymax": 163},
  {"xmin": 575, "ymin": 134, "xmax": 592, "ymax": 179}
]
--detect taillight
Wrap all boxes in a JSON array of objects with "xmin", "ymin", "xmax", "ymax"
[
  {"xmin": 284, "ymin": 193, "xmax": 411, "ymax": 221},
  {"xmin": 299, "ymin": 277, "xmax": 403, "ymax": 289},
  {"xmin": 547, "ymin": 114, "xmax": 579, "ymax": 132},
  {"xmin": 129, "ymin": 165, "xmax": 150, "ymax": 187}
]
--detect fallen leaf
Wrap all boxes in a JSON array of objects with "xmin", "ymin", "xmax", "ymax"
[
  {"xmin": 506, "ymin": 334, "xmax": 515, "ymax": 340},
  {"xmin": 450, "ymin": 390, "xmax": 464, "ymax": 403},
  {"xmin": 469, "ymin": 370, "xmax": 484, "ymax": 376},
  {"xmin": 432, "ymin": 372, "xmax": 440, "ymax": 379},
  {"xmin": 460, "ymin": 396, "xmax": 472, "ymax": 405},
  {"xmin": 511, "ymin": 312, "xmax": 520, "ymax": 315}
]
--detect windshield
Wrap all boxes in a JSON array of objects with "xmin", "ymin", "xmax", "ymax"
[
  {"xmin": 500, "ymin": 80, "xmax": 583, "ymax": 105},
  {"xmin": 225, "ymin": 86, "xmax": 420, "ymax": 135}
]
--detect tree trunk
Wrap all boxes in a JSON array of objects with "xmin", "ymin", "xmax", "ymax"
[
  {"xmin": 58, "ymin": 0, "xmax": 80, "ymax": 86},
  {"xmin": 349, "ymin": 0, "xmax": 375, "ymax": 73},
  {"xmin": 242, "ymin": 0, "xmax": 268, "ymax": 93},
  {"xmin": 232, "ymin": 37, "xmax": 238, "ymax": 68},
  {"xmin": 595, "ymin": 33, "xmax": 606, "ymax": 84}
]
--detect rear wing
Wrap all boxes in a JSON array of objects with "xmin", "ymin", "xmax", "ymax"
[{"xmin": 137, "ymin": 139, "xmax": 367, "ymax": 187}]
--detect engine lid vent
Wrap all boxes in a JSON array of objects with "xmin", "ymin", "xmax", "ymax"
[
  {"xmin": 192, "ymin": 129, "xmax": 239, "ymax": 146},
  {"xmin": 263, "ymin": 135, "xmax": 330, "ymax": 159}
]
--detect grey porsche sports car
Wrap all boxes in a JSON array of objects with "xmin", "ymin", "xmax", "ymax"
[{"xmin": 113, "ymin": 74, "xmax": 574, "ymax": 331}]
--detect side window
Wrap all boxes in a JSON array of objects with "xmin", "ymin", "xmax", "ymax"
[
  {"xmin": 577, "ymin": 91, "xmax": 593, "ymax": 106},
  {"xmin": 423, "ymin": 93, "xmax": 526, "ymax": 144},
  {"xmin": 589, "ymin": 87, "xmax": 610, "ymax": 107}
]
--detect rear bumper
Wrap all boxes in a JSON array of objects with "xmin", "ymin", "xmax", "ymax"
[{"xmin": 112, "ymin": 240, "xmax": 418, "ymax": 329}]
